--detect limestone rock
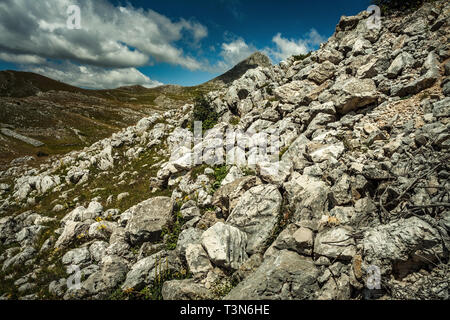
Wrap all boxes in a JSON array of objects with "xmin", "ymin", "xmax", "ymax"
[
  {"xmin": 284, "ymin": 172, "xmax": 331, "ymax": 221},
  {"xmin": 212, "ymin": 176, "xmax": 262, "ymax": 217},
  {"xmin": 185, "ymin": 244, "xmax": 213, "ymax": 276},
  {"xmin": 122, "ymin": 251, "xmax": 182, "ymax": 291},
  {"xmin": 201, "ymin": 222, "xmax": 248, "ymax": 271},
  {"xmin": 362, "ymin": 217, "xmax": 447, "ymax": 277},
  {"xmin": 124, "ymin": 197, "xmax": 174, "ymax": 246},
  {"xmin": 227, "ymin": 184, "xmax": 282, "ymax": 254},
  {"xmin": 328, "ymin": 78, "xmax": 378, "ymax": 114},
  {"xmin": 225, "ymin": 250, "xmax": 319, "ymax": 300},
  {"xmin": 314, "ymin": 227, "xmax": 356, "ymax": 261},
  {"xmin": 162, "ymin": 279, "xmax": 214, "ymax": 300}
]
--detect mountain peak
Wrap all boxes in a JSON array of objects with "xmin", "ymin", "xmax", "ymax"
[
  {"xmin": 210, "ymin": 51, "xmax": 272, "ymax": 85},
  {"xmin": 241, "ymin": 51, "xmax": 272, "ymax": 68}
]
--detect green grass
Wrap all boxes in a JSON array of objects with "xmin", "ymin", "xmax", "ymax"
[
  {"xmin": 190, "ymin": 164, "xmax": 211, "ymax": 182},
  {"xmin": 241, "ymin": 167, "xmax": 257, "ymax": 177},
  {"xmin": 34, "ymin": 259, "xmax": 67, "ymax": 299},
  {"xmin": 211, "ymin": 277, "xmax": 239, "ymax": 299},
  {"xmin": 211, "ymin": 165, "xmax": 229, "ymax": 192},
  {"xmin": 263, "ymin": 196, "xmax": 293, "ymax": 252},
  {"xmin": 0, "ymin": 214, "xmax": 77, "ymax": 299},
  {"xmin": 0, "ymin": 129, "xmax": 176, "ymax": 299},
  {"xmin": 162, "ymin": 201, "xmax": 186, "ymax": 251},
  {"xmin": 0, "ymin": 73, "xmax": 228, "ymax": 299},
  {"xmin": 62, "ymin": 144, "xmax": 172, "ymax": 214},
  {"xmin": 0, "ymin": 263, "xmax": 32, "ymax": 299},
  {"xmin": 0, "ymin": 83, "xmax": 212, "ymax": 166},
  {"xmin": 0, "ymin": 231, "xmax": 67, "ymax": 299},
  {"xmin": 109, "ymin": 257, "xmax": 191, "ymax": 300},
  {"xmin": 2, "ymin": 124, "xmax": 171, "ymax": 215},
  {"xmin": 229, "ymin": 116, "xmax": 240, "ymax": 126}
]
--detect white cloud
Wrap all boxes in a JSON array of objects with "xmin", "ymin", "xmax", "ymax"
[
  {"xmin": 267, "ymin": 29, "xmax": 326, "ymax": 61},
  {"xmin": 209, "ymin": 38, "xmax": 258, "ymax": 73},
  {"xmin": 28, "ymin": 62, "xmax": 162, "ymax": 89},
  {"xmin": 0, "ymin": 0, "xmax": 207, "ymax": 70},
  {"xmin": 179, "ymin": 19, "xmax": 208, "ymax": 44},
  {"xmin": 209, "ymin": 29, "xmax": 326, "ymax": 74},
  {"xmin": 0, "ymin": 0, "xmax": 328, "ymax": 88},
  {"xmin": 221, "ymin": 39, "xmax": 257, "ymax": 67},
  {"xmin": 0, "ymin": 52, "xmax": 46, "ymax": 65}
]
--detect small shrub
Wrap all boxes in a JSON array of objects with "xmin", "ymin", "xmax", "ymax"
[
  {"xmin": 292, "ymin": 52, "xmax": 311, "ymax": 62},
  {"xmin": 109, "ymin": 261, "xmax": 189, "ymax": 301},
  {"xmin": 211, "ymin": 165, "xmax": 229, "ymax": 191},
  {"xmin": 203, "ymin": 205, "xmax": 217, "ymax": 213},
  {"xmin": 191, "ymin": 95, "xmax": 219, "ymax": 133},
  {"xmin": 211, "ymin": 277, "xmax": 239, "ymax": 298},
  {"xmin": 109, "ymin": 287, "xmax": 130, "ymax": 300},
  {"xmin": 241, "ymin": 167, "xmax": 257, "ymax": 177},
  {"xmin": 279, "ymin": 146, "xmax": 289, "ymax": 158},
  {"xmin": 229, "ymin": 116, "xmax": 240, "ymax": 126},
  {"xmin": 420, "ymin": 92, "xmax": 430, "ymax": 101},
  {"xmin": 146, "ymin": 267, "xmax": 190, "ymax": 300},
  {"xmin": 162, "ymin": 202, "xmax": 185, "ymax": 251},
  {"xmin": 263, "ymin": 198, "xmax": 292, "ymax": 251},
  {"xmin": 265, "ymin": 86, "xmax": 274, "ymax": 96}
]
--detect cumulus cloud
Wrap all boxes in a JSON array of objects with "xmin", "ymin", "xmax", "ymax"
[
  {"xmin": 0, "ymin": 0, "xmax": 328, "ymax": 88},
  {"xmin": 0, "ymin": 0, "xmax": 207, "ymax": 70},
  {"xmin": 209, "ymin": 29, "xmax": 326, "ymax": 73},
  {"xmin": 267, "ymin": 29, "xmax": 326, "ymax": 61},
  {"xmin": 28, "ymin": 62, "xmax": 162, "ymax": 89},
  {"xmin": 0, "ymin": 53, "xmax": 46, "ymax": 65},
  {"xmin": 220, "ymin": 38, "xmax": 257, "ymax": 67},
  {"xmin": 210, "ymin": 38, "xmax": 258, "ymax": 73}
]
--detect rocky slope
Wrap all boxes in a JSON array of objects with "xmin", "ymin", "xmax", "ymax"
[{"xmin": 0, "ymin": 1, "xmax": 449, "ymax": 300}]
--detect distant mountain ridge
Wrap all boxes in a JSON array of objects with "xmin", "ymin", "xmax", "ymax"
[
  {"xmin": 0, "ymin": 51, "xmax": 271, "ymax": 163},
  {"xmin": 0, "ymin": 51, "xmax": 272, "ymax": 98},
  {"xmin": 0, "ymin": 70, "xmax": 89, "ymax": 98}
]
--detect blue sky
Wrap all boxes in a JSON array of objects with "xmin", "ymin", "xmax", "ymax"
[{"xmin": 0, "ymin": 0, "xmax": 371, "ymax": 88}]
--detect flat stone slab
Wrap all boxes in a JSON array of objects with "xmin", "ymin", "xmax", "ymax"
[
  {"xmin": 124, "ymin": 196, "xmax": 174, "ymax": 246},
  {"xmin": 1, "ymin": 128, "xmax": 44, "ymax": 147}
]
